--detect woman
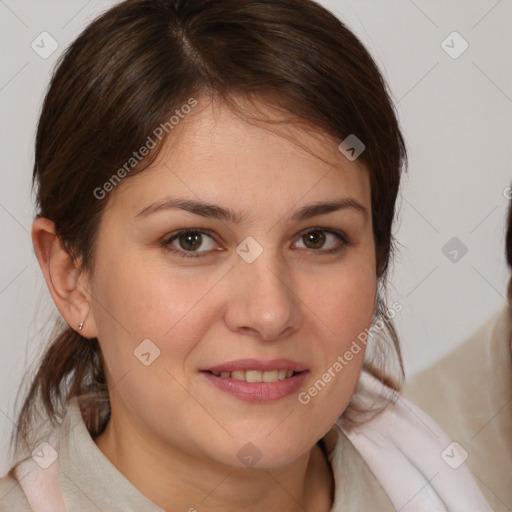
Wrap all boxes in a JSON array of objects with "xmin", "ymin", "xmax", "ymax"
[{"xmin": 0, "ymin": 0, "xmax": 491, "ymax": 510}]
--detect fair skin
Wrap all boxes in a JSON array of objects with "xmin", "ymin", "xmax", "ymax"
[{"xmin": 32, "ymin": 98, "xmax": 377, "ymax": 511}]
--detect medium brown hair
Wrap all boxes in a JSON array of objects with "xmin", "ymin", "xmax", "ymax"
[{"xmin": 12, "ymin": 0, "xmax": 407, "ymax": 459}]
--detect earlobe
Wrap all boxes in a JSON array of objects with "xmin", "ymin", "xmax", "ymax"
[{"xmin": 32, "ymin": 217, "xmax": 97, "ymax": 339}]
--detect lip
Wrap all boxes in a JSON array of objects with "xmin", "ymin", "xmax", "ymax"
[
  {"xmin": 201, "ymin": 359, "xmax": 309, "ymax": 403},
  {"xmin": 202, "ymin": 370, "xmax": 309, "ymax": 402},
  {"xmin": 202, "ymin": 358, "xmax": 308, "ymax": 373}
]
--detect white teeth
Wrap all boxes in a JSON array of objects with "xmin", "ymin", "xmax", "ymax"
[
  {"xmin": 211, "ymin": 369, "xmax": 296, "ymax": 382},
  {"xmin": 262, "ymin": 370, "xmax": 279, "ymax": 382},
  {"xmin": 246, "ymin": 370, "xmax": 262, "ymax": 383},
  {"xmin": 231, "ymin": 370, "xmax": 245, "ymax": 381}
]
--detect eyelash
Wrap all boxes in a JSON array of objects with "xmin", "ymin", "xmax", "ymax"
[{"xmin": 160, "ymin": 227, "xmax": 351, "ymax": 259}]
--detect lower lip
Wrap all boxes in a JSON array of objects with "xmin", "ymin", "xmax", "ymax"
[{"xmin": 201, "ymin": 371, "xmax": 309, "ymax": 402}]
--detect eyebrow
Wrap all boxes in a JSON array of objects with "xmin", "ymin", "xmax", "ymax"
[{"xmin": 135, "ymin": 197, "xmax": 368, "ymax": 223}]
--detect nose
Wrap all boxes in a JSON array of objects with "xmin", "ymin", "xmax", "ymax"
[{"xmin": 223, "ymin": 251, "xmax": 303, "ymax": 342}]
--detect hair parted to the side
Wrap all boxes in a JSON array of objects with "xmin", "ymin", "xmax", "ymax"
[{"xmin": 12, "ymin": 0, "xmax": 407, "ymax": 461}]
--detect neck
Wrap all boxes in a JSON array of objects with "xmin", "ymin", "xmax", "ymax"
[{"xmin": 93, "ymin": 407, "xmax": 334, "ymax": 512}]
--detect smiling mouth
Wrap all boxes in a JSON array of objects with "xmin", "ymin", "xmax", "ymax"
[{"xmin": 207, "ymin": 369, "xmax": 300, "ymax": 383}]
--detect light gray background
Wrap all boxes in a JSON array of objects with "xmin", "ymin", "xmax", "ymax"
[{"xmin": 1, "ymin": 0, "xmax": 511, "ymax": 473}]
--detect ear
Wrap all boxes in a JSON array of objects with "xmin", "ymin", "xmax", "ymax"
[{"xmin": 32, "ymin": 217, "xmax": 98, "ymax": 339}]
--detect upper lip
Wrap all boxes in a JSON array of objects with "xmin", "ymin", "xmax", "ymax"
[{"xmin": 202, "ymin": 359, "xmax": 308, "ymax": 373}]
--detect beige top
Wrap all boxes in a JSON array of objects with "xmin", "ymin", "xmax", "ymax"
[
  {"xmin": 0, "ymin": 396, "xmax": 393, "ymax": 511},
  {"xmin": 405, "ymin": 303, "xmax": 512, "ymax": 511},
  {"xmin": 0, "ymin": 371, "xmax": 493, "ymax": 511}
]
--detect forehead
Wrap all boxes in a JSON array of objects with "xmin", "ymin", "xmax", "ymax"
[{"xmin": 108, "ymin": 98, "xmax": 371, "ymax": 218}]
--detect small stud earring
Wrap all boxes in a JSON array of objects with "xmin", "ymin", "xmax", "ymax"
[{"xmin": 78, "ymin": 321, "xmax": 84, "ymax": 331}]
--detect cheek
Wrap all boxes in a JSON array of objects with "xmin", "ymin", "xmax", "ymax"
[
  {"xmin": 296, "ymin": 254, "xmax": 377, "ymax": 426},
  {"xmin": 327, "ymin": 270, "xmax": 376, "ymax": 343},
  {"xmin": 90, "ymin": 251, "xmax": 225, "ymax": 375},
  {"xmin": 313, "ymin": 250, "xmax": 377, "ymax": 349},
  {"xmin": 88, "ymin": 255, "xmax": 223, "ymax": 423},
  {"xmin": 319, "ymin": 276, "xmax": 375, "ymax": 382}
]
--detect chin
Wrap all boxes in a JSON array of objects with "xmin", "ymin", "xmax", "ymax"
[{"xmin": 204, "ymin": 435, "xmax": 315, "ymax": 471}]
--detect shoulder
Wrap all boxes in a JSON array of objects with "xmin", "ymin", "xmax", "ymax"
[
  {"xmin": 0, "ymin": 470, "xmax": 31, "ymax": 511},
  {"xmin": 340, "ymin": 372, "xmax": 493, "ymax": 511}
]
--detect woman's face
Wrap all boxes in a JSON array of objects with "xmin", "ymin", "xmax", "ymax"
[{"xmin": 88, "ymin": 98, "xmax": 377, "ymax": 469}]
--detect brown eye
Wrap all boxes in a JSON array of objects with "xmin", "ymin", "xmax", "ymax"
[
  {"xmin": 293, "ymin": 228, "xmax": 349, "ymax": 253},
  {"xmin": 162, "ymin": 230, "xmax": 218, "ymax": 257},
  {"xmin": 178, "ymin": 232, "xmax": 203, "ymax": 251},
  {"xmin": 302, "ymin": 230, "xmax": 326, "ymax": 249}
]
